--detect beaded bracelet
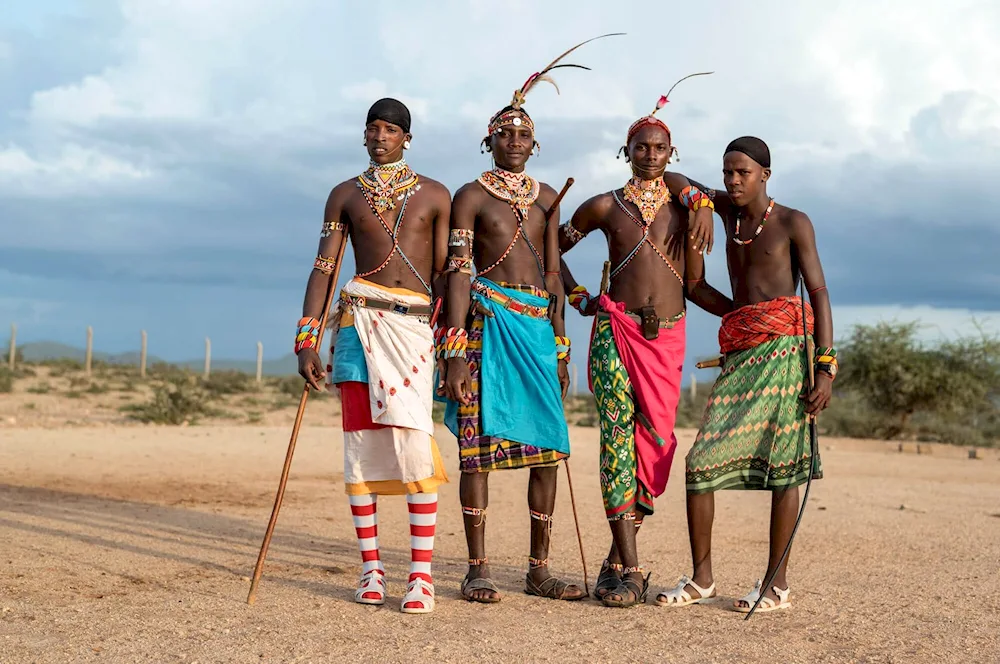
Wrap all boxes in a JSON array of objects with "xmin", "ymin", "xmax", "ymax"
[
  {"xmin": 814, "ymin": 346, "xmax": 838, "ymax": 380},
  {"xmin": 554, "ymin": 335, "xmax": 571, "ymax": 362},
  {"xmin": 435, "ymin": 327, "xmax": 469, "ymax": 359},
  {"xmin": 295, "ymin": 316, "xmax": 321, "ymax": 354},
  {"xmin": 567, "ymin": 286, "xmax": 591, "ymax": 313},
  {"xmin": 679, "ymin": 185, "xmax": 716, "ymax": 212}
]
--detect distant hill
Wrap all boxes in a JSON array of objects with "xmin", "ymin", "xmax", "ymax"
[{"xmin": 18, "ymin": 341, "xmax": 302, "ymax": 376}]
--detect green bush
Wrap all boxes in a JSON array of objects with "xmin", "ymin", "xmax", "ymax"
[
  {"xmin": 0, "ymin": 367, "xmax": 12, "ymax": 393},
  {"xmin": 122, "ymin": 378, "xmax": 216, "ymax": 425},
  {"xmin": 201, "ymin": 370, "xmax": 255, "ymax": 396}
]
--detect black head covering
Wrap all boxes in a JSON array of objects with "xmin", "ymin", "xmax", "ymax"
[
  {"xmin": 724, "ymin": 136, "xmax": 770, "ymax": 168},
  {"xmin": 366, "ymin": 98, "xmax": 411, "ymax": 133}
]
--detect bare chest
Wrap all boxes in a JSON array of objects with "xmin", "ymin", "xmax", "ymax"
[
  {"xmin": 477, "ymin": 196, "xmax": 546, "ymax": 247},
  {"xmin": 346, "ymin": 188, "xmax": 434, "ymax": 240}
]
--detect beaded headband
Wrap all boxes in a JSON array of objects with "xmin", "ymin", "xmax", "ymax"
[
  {"xmin": 621, "ymin": 71, "xmax": 714, "ymax": 157},
  {"xmin": 484, "ymin": 32, "xmax": 625, "ymax": 143}
]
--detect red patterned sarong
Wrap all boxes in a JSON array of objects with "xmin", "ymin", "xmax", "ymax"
[{"xmin": 719, "ymin": 296, "xmax": 814, "ymax": 355}]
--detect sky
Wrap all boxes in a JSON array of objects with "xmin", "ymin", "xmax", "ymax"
[{"xmin": 2, "ymin": 0, "xmax": 999, "ymax": 382}]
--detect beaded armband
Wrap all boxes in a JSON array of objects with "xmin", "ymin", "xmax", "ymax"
[
  {"xmin": 449, "ymin": 228, "xmax": 475, "ymax": 248},
  {"xmin": 435, "ymin": 327, "xmax": 469, "ymax": 359},
  {"xmin": 567, "ymin": 285, "xmax": 591, "ymax": 313},
  {"xmin": 294, "ymin": 316, "xmax": 321, "ymax": 354},
  {"xmin": 814, "ymin": 346, "xmax": 838, "ymax": 380},
  {"xmin": 554, "ymin": 335, "xmax": 571, "ymax": 362},
  {"xmin": 559, "ymin": 222, "xmax": 586, "ymax": 250},
  {"xmin": 447, "ymin": 255, "xmax": 474, "ymax": 275},
  {"xmin": 314, "ymin": 255, "xmax": 337, "ymax": 274},
  {"xmin": 320, "ymin": 220, "xmax": 347, "ymax": 238},
  {"xmin": 679, "ymin": 185, "xmax": 715, "ymax": 212}
]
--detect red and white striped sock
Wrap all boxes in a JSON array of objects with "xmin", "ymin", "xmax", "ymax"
[
  {"xmin": 349, "ymin": 494, "xmax": 383, "ymax": 578},
  {"xmin": 406, "ymin": 492, "xmax": 437, "ymax": 585}
]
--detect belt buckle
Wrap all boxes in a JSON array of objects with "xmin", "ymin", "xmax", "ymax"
[
  {"xmin": 347, "ymin": 294, "xmax": 366, "ymax": 308},
  {"xmin": 391, "ymin": 301, "xmax": 411, "ymax": 316}
]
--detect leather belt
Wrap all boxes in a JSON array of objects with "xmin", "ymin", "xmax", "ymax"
[{"xmin": 340, "ymin": 293, "xmax": 433, "ymax": 317}]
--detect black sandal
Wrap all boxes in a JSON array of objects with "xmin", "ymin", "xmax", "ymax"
[
  {"xmin": 594, "ymin": 559, "xmax": 623, "ymax": 600},
  {"xmin": 601, "ymin": 568, "xmax": 651, "ymax": 608}
]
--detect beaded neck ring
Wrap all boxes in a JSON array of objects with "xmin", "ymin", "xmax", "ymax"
[
  {"xmin": 619, "ymin": 71, "xmax": 714, "ymax": 164},
  {"xmin": 357, "ymin": 158, "xmax": 420, "ymax": 214},
  {"xmin": 481, "ymin": 32, "xmax": 625, "ymax": 155},
  {"xmin": 732, "ymin": 198, "xmax": 776, "ymax": 245}
]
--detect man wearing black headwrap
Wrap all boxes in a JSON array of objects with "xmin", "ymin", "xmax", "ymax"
[
  {"xmin": 293, "ymin": 97, "xmax": 453, "ymax": 615},
  {"xmin": 657, "ymin": 136, "xmax": 836, "ymax": 614}
]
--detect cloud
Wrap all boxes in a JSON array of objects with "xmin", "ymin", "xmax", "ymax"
[{"xmin": 1, "ymin": 0, "xmax": 997, "ymax": 363}]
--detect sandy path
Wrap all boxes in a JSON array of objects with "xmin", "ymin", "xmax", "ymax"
[{"xmin": 1, "ymin": 425, "xmax": 998, "ymax": 663}]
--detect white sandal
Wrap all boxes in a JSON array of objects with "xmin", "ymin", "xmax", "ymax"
[
  {"xmin": 355, "ymin": 569, "xmax": 386, "ymax": 605},
  {"xmin": 400, "ymin": 578, "xmax": 435, "ymax": 614},
  {"xmin": 733, "ymin": 579, "xmax": 791, "ymax": 613},
  {"xmin": 654, "ymin": 575, "xmax": 717, "ymax": 607}
]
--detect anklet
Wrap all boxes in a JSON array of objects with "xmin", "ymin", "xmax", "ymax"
[
  {"xmin": 468, "ymin": 557, "xmax": 489, "ymax": 566},
  {"xmin": 528, "ymin": 556, "xmax": 549, "ymax": 568}
]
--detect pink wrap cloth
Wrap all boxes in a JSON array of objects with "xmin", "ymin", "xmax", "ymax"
[{"xmin": 590, "ymin": 295, "xmax": 686, "ymax": 498}]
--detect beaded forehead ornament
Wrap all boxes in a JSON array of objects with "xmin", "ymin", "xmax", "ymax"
[
  {"xmin": 483, "ymin": 33, "xmax": 625, "ymax": 147},
  {"xmin": 621, "ymin": 71, "xmax": 714, "ymax": 161}
]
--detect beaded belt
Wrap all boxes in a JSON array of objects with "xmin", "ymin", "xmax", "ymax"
[
  {"xmin": 471, "ymin": 281, "xmax": 551, "ymax": 319},
  {"xmin": 598, "ymin": 308, "xmax": 686, "ymax": 329},
  {"xmin": 340, "ymin": 293, "xmax": 433, "ymax": 317}
]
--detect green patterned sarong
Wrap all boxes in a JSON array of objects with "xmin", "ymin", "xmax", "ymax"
[
  {"xmin": 686, "ymin": 334, "xmax": 823, "ymax": 493},
  {"xmin": 590, "ymin": 316, "xmax": 653, "ymax": 516}
]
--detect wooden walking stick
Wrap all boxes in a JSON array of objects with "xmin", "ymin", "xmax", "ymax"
[
  {"xmin": 744, "ymin": 278, "xmax": 819, "ymax": 620},
  {"xmin": 542, "ymin": 176, "xmax": 590, "ymax": 594},
  {"xmin": 247, "ymin": 234, "xmax": 349, "ymax": 606}
]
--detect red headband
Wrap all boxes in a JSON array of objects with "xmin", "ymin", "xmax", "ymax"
[{"xmin": 626, "ymin": 115, "xmax": 671, "ymax": 145}]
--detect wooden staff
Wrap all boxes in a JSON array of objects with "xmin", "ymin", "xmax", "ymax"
[
  {"xmin": 696, "ymin": 356, "xmax": 722, "ymax": 369},
  {"xmin": 247, "ymin": 234, "xmax": 349, "ymax": 606},
  {"xmin": 546, "ymin": 176, "xmax": 590, "ymax": 596}
]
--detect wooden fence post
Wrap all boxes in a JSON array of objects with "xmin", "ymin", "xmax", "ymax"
[
  {"xmin": 8, "ymin": 323, "xmax": 15, "ymax": 370},
  {"xmin": 85, "ymin": 326, "xmax": 93, "ymax": 376},
  {"xmin": 571, "ymin": 363, "xmax": 578, "ymax": 398},
  {"xmin": 204, "ymin": 337, "xmax": 211, "ymax": 379},
  {"xmin": 256, "ymin": 342, "xmax": 263, "ymax": 384},
  {"xmin": 140, "ymin": 330, "xmax": 148, "ymax": 378},
  {"xmin": 690, "ymin": 374, "xmax": 697, "ymax": 402}
]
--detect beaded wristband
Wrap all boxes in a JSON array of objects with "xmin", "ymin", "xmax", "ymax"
[
  {"xmin": 435, "ymin": 327, "xmax": 469, "ymax": 359},
  {"xmin": 679, "ymin": 185, "xmax": 716, "ymax": 212},
  {"xmin": 554, "ymin": 335, "xmax": 571, "ymax": 362},
  {"xmin": 814, "ymin": 346, "xmax": 838, "ymax": 380},
  {"xmin": 294, "ymin": 316, "xmax": 321, "ymax": 354},
  {"xmin": 567, "ymin": 285, "xmax": 591, "ymax": 312}
]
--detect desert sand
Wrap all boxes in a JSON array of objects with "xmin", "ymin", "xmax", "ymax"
[{"xmin": 2, "ymin": 408, "xmax": 999, "ymax": 664}]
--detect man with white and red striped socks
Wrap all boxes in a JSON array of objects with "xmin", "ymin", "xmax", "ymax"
[
  {"xmin": 348, "ymin": 492, "xmax": 438, "ymax": 613},
  {"xmin": 295, "ymin": 98, "xmax": 450, "ymax": 614}
]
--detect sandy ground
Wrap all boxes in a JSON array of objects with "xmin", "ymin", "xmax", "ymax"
[{"xmin": 1, "ymin": 420, "xmax": 999, "ymax": 664}]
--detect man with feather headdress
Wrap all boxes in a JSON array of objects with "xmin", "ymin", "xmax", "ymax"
[
  {"xmin": 436, "ymin": 35, "xmax": 624, "ymax": 604},
  {"xmin": 557, "ymin": 76, "xmax": 729, "ymax": 607}
]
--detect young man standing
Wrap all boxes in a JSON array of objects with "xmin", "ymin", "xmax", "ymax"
[
  {"xmin": 295, "ymin": 98, "xmax": 452, "ymax": 614},
  {"xmin": 558, "ymin": 91, "xmax": 728, "ymax": 607},
  {"xmin": 657, "ymin": 136, "xmax": 835, "ymax": 613},
  {"xmin": 438, "ymin": 46, "xmax": 619, "ymax": 604}
]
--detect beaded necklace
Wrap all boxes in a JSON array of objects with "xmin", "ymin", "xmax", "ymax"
[
  {"xmin": 476, "ymin": 168, "xmax": 544, "ymax": 278},
  {"xmin": 622, "ymin": 176, "xmax": 670, "ymax": 225},
  {"xmin": 477, "ymin": 167, "xmax": 540, "ymax": 218},
  {"xmin": 356, "ymin": 158, "xmax": 420, "ymax": 214},
  {"xmin": 732, "ymin": 198, "xmax": 775, "ymax": 246}
]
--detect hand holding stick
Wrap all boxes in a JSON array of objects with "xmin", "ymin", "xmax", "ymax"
[{"xmin": 247, "ymin": 235, "xmax": 348, "ymax": 606}]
